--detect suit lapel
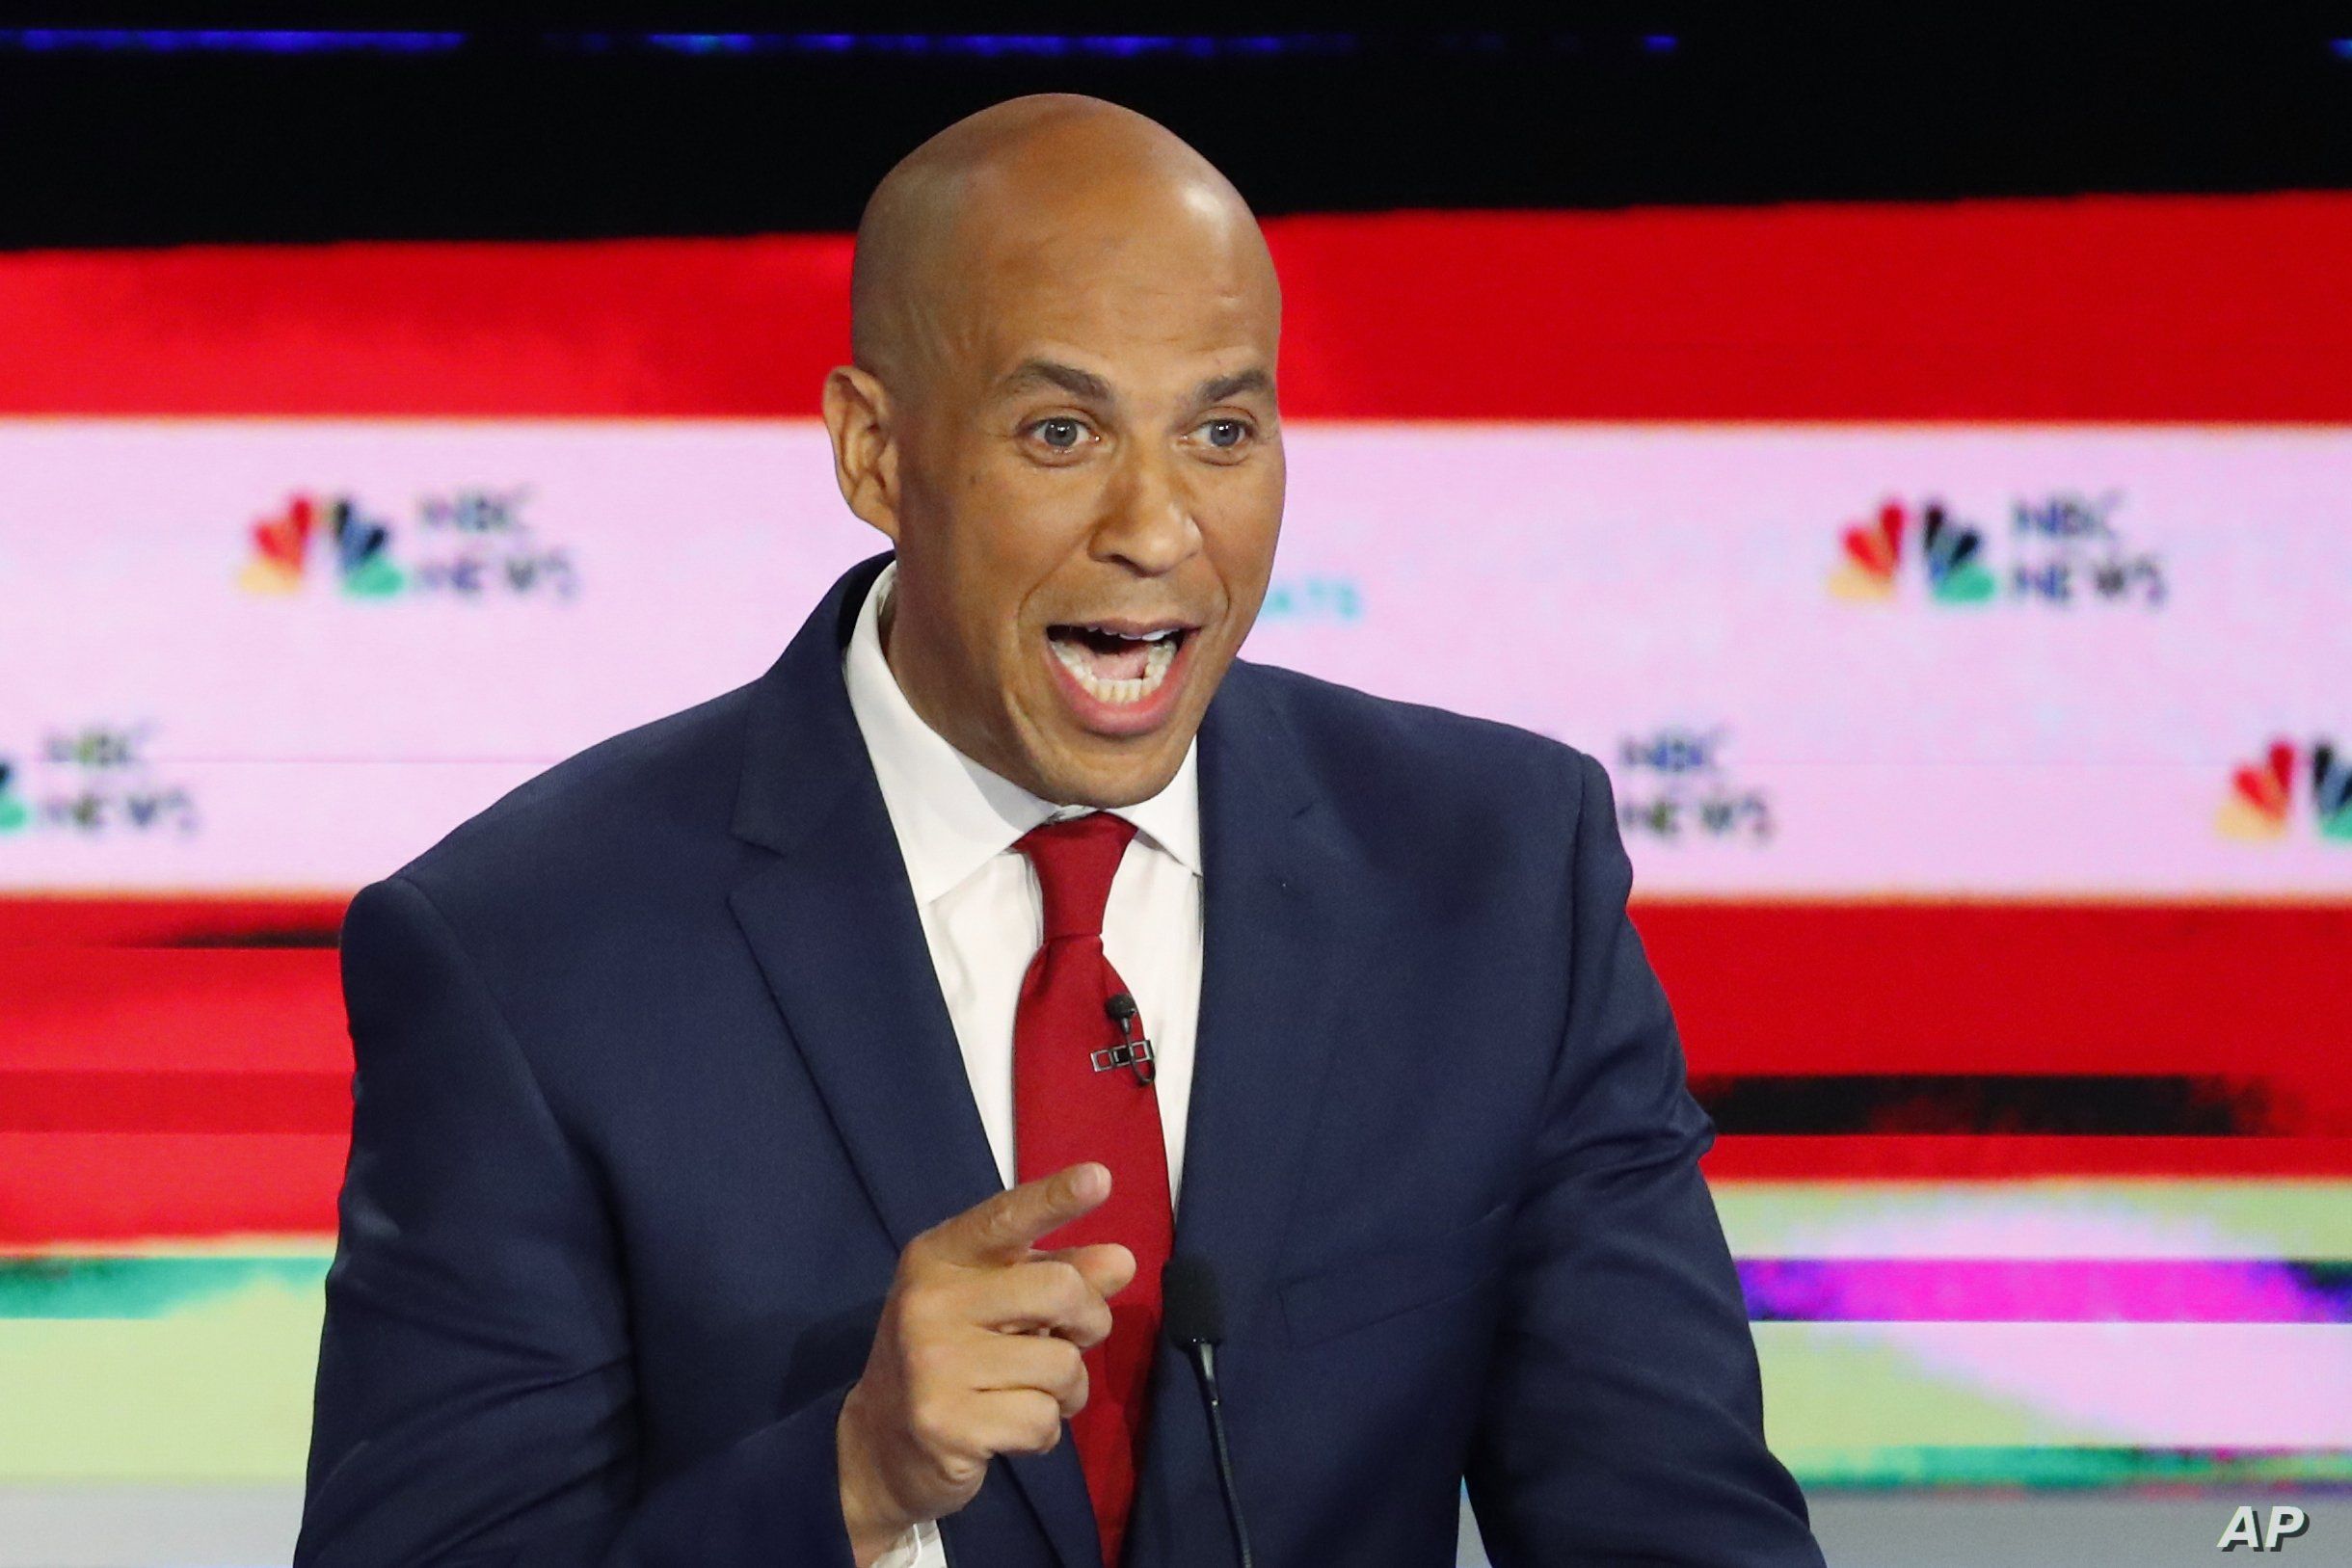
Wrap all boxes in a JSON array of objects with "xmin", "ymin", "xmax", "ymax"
[
  {"xmin": 1130, "ymin": 665, "xmax": 1352, "ymax": 1565},
  {"xmin": 1172, "ymin": 663, "xmax": 1347, "ymax": 1335},
  {"xmin": 729, "ymin": 806, "xmax": 1001, "ymax": 1253},
  {"xmin": 728, "ymin": 551, "xmax": 1102, "ymax": 1568}
]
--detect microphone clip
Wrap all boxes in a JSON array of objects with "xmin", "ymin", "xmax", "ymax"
[{"xmin": 1097, "ymin": 993, "xmax": 1157, "ymax": 1085}]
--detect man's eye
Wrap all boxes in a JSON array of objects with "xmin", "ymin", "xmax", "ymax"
[
  {"xmin": 1031, "ymin": 417, "xmax": 1087, "ymax": 450},
  {"xmin": 1201, "ymin": 418, "xmax": 1251, "ymax": 450}
]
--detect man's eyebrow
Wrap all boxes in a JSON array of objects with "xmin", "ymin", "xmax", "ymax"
[
  {"xmin": 1195, "ymin": 367, "xmax": 1274, "ymax": 404},
  {"xmin": 998, "ymin": 359, "xmax": 1115, "ymax": 403}
]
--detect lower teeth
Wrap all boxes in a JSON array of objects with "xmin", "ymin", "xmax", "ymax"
[{"xmin": 1052, "ymin": 636, "xmax": 1178, "ymax": 705}]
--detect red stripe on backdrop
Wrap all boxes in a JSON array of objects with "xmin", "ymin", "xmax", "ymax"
[
  {"xmin": 1702, "ymin": 1136, "xmax": 2352, "ymax": 1181},
  {"xmin": 0, "ymin": 893, "xmax": 347, "ymax": 948},
  {"xmin": 6, "ymin": 896, "xmax": 2351, "ymax": 1239},
  {"xmin": 1, "ymin": 195, "xmax": 2349, "ymax": 421},
  {"xmin": 0, "ymin": 1132, "xmax": 349, "ymax": 1243},
  {"xmin": 1634, "ymin": 902, "xmax": 2352, "ymax": 1134},
  {"xmin": 0, "ymin": 1070, "xmax": 347, "ymax": 1133},
  {"xmin": 0, "ymin": 948, "xmax": 345, "ymax": 1074}
]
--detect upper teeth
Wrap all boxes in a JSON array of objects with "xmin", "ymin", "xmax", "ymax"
[{"xmin": 1092, "ymin": 627, "xmax": 1177, "ymax": 642}]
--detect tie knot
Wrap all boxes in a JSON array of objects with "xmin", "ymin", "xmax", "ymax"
[{"xmin": 1015, "ymin": 811, "xmax": 1138, "ymax": 941}]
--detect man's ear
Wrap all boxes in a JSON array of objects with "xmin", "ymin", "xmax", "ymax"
[{"xmin": 821, "ymin": 364, "xmax": 900, "ymax": 541}]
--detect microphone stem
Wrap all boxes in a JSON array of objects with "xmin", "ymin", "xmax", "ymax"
[{"xmin": 1189, "ymin": 1343, "xmax": 1254, "ymax": 1568}]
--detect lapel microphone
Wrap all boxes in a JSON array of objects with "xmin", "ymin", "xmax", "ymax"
[
  {"xmin": 1100, "ymin": 991, "xmax": 1156, "ymax": 1085},
  {"xmin": 1163, "ymin": 1256, "xmax": 1253, "ymax": 1568}
]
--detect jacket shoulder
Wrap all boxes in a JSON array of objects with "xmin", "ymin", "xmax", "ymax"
[
  {"xmin": 1232, "ymin": 660, "xmax": 1604, "ymax": 847},
  {"xmin": 383, "ymin": 679, "xmax": 760, "ymax": 927}
]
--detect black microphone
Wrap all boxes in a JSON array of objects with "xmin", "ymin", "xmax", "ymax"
[
  {"xmin": 1101, "ymin": 991, "xmax": 1156, "ymax": 1085},
  {"xmin": 1163, "ymin": 1256, "xmax": 1252, "ymax": 1568}
]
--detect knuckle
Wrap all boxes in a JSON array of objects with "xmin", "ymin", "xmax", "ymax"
[
  {"xmin": 1042, "ymin": 1261, "xmax": 1088, "ymax": 1316},
  {"xmin": 970, "ymin": 1197, "xmax": 1018, "ymax": 1245},
  {"xmin": 1030, "ymin": 1404, "xmax": 1066, "ymax": 1453},
  {"xmin": 1072, "ymin": 1301, "xmax": 1112, "ymax": 1347},
  {"xmin": 927, "ymin": 1448, "xmax": 976, "ymax": 1495},
  {"xmin": 1008, "ymin": 1404, "xmax": 1059, "ymax": 1454}
]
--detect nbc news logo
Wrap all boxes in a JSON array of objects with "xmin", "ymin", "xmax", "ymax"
[
  {"xmin": 1830, "ymin": 497, "xmax": 1998, "ymax": 604},
  {"xmin": 237, "ymin": 492, "xmax": 404, "ymax": 598},
  {"xmin": 2218, "ymin": 738, "xmax": 2352, "ymax": 843},
  {"xmin": 1829, "ymin": 492, "xmax": 2166, "ymax": 608},
  {"xmin": 0, "ymin": 758, "xmax": 28, "ymax": 835}
]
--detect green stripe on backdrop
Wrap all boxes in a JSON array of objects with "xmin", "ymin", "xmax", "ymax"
[
  {"xmin": 1715, "ymin": 1181, "xmax": 2352, "ymax": 1259},
  {"xmin": 18, "ymin": 1178, "xmax": 2340, "ymax": 1322},
  {"xmin": 0, "ymin": 1267, "xmax": 324, "ymax": 1480},
  {"xmin": 14, "ymin": 1181, "xmax": 2348, "ymax": 1320},
  {"xmin": 0, "ymin": 1254, "xmax": 327, "ymax": 1318},
  {"xmin": 1784, "ymin": 1448, "xmax": 2352, "ymax": 1489}
]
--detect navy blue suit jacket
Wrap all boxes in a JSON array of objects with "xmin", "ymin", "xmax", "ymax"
[{"xmin": 297, "ymin": 551, "xmax": 1822, "ymax": 1568}]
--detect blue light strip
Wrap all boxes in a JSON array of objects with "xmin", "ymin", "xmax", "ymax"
[
  {"xmin": 0, "ymin": 30, "xmax": 467, "ymax": 53},
  {"xmin": 639, "ymin": 34, "xmax": 1356, "ymax": 59},
  {"xmin": 0, "ymin": 29, "xmax": 1360, "ymax": 59}
]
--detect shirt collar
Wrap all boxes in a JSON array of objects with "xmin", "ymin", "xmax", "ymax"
[{"xmin": 842, "ymin": 559, "xmax": 1202, "ymax": 905}]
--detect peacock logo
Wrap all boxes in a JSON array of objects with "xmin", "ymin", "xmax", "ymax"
[
  {"xmin": 237, "ymin": 493, "xmax": 405, "ymax": 598},
  {"xmin": 2217, "ymin": 738, "xmax": 2352, "ymax": 842},
  {"xmin": 0, "ymin": 758, "xmax": 27, "ymax": 835},
  {"xmin": 1830, "ymin": 497, "xmax": 1998, "ymax": 605}
]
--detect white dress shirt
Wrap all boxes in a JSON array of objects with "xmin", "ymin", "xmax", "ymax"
[{"xmin": 841, "ymin": 561, "xmax": 1205, "ymax": 1568}]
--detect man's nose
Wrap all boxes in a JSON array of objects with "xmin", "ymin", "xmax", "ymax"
[{"xmin": 1090, "ymin": 446, "xmax": 1202, "ymax": 576}]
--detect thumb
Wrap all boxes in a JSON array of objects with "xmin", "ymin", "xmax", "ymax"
[{"xmin": 1045, "ymin": 1241, "xmax": 1137, "ymax": 1302}]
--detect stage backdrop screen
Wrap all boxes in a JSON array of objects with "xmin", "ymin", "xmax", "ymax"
[{"xmin": 2, "ymin": 196, "xmax": 2348, "ymax": 1538}]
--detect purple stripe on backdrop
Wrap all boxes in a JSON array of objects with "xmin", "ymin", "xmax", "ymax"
[{"xmin": 1740, "ymin": 1259, "xmax": 2352, "ymax": 1323}]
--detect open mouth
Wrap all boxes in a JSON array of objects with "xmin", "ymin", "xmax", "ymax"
[{"xmin": 1044, "ymin": 622, "xmax": 1195, "ymax": 716}]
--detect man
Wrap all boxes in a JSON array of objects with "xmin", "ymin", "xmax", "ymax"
[{"xmin": 296, "ymin": 95, "xmax": 1823, "ymax": 1568}]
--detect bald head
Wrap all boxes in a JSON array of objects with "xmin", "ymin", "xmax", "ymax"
[
  {"xmin": 850, "ymin": 94, "xmax": 1276, "ymax": 395},
  {"xmin": 822, "ymin": 93, "xmax": 1286, "ymax": 810}
]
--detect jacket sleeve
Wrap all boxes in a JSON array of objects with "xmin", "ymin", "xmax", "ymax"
[
  {"xmin": 1462, "ymin": 751, "xmax": 1824, "ymax": 1567},
  {"xmin": 295, "ymin": 874, "xmax": 862, "ymax": 1568}
]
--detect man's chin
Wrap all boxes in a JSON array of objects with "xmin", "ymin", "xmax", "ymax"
[
  {"xmin": 1017, "ymin": 647, "xmax": 1215, "ymax": 806},
  {"xmin": 1024, "ymin": 730, "xmax": 1195, "ymax": 810}
]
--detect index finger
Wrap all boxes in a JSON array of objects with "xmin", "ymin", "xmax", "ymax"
[{"xmin": 929, "ymin": 1163, "xmax": 1110, "ymax": 1265}]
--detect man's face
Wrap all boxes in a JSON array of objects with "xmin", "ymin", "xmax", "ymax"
[{"xmin": 874, "ymin": 197, "xmax": 1284, "ymax": 807}]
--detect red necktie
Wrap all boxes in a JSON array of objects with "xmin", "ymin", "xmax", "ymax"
[{"xmin": 1013, "ymin": 811, "xmax": 1173, "ymax": 1568}]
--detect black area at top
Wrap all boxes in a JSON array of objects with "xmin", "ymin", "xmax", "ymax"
[
  {"xmin": 0, "ymin": 14, "xmax": 2349, "ymax": 251},
  {"xmin": 1689, "ymin": 1075, "xmax": 2281, "ymax": 1137}
]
